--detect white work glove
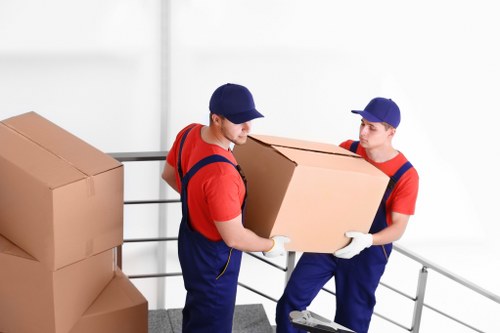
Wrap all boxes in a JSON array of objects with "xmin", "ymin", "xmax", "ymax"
[
  {"xmin": 334, "ymin": 231, "xmax": 373, "ymax": 259},
  {"xmin": 263, "ymin": 235, "xmax": 290, "ymax": 258}
]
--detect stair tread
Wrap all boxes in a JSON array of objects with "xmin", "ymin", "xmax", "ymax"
[{"xmin": 149, "ymin": 304, "xmax": 273, "ymax": 333}]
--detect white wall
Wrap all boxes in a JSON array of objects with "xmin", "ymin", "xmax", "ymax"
[
  {"xmin": 1, "ymin": 1, "xmax": 499, "ymax": 331},
  {"xmin": 0, "ymin": 0, "xmax": 162, "ymax": 152}
]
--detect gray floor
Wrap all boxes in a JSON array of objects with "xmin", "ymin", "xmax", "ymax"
[{"xmin": 148, "ymin": 304, "xmax": 274, "ymax": 333}]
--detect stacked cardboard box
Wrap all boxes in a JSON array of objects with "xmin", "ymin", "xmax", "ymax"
[
  {"xmin": 233, "ymin": 134, "xmax": 390, "ymax": 253},
  {"xmin": 0, "ymin": 112, "xmax": 147, "ymax": 333}
]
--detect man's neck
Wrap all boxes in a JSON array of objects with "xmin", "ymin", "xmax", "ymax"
[
  {"xmin": 366, "ymin": 145, "xmax": 399, "ymax": 163},
  {"xmin": 201, "ymin": 125, "xmax": 230, "ymax": 150}
]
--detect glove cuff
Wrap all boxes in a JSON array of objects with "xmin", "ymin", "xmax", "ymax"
[{"xmin": 367, "ymin": 233, "xmax": 374, "ymax": 247}]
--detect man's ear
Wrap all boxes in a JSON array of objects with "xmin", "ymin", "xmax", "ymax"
[{"xmin": 211, "ymin": 113, "xmax": 221, "ymax": 125}]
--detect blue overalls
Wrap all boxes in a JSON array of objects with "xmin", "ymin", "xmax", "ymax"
[
  {"xmin": 276, "ymin": 141, "xmax": 413, "ymax": 333},
  {"xmin": 177, "ymin": 128, "xmax": 246, "ymax": 333}
]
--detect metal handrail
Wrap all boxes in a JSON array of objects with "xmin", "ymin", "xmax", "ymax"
[
  {"xmin": 318, "ymin": 245, "xmax": 500, "ymax": 332},
  {"xmin": 110, "ymin": 151, "xmax": 500, "ymax": 333},
  {"xmin": 109, "ymin": 151, "xmax": 169, "ymax": 162},
  {"xmin": 393, "ymin": 244, "xmax": 500, "ymax": 304}
]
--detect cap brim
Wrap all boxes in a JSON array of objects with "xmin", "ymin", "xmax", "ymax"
[
  {"xmin": 351, "ymin": 110, "xmax": 383, "ymax": 123},
  {"xmin": 225, "ymin": 109, "xmax": 264, "ymax": 124}
]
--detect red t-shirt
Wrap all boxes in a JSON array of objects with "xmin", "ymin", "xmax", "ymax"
[
  {"xmin": 167, "ymin": 124, "xmax": 245, "ymax": 241},
  {"xmin": 340, "ymin": 140, "xmax": 419, "ymax": 225}
]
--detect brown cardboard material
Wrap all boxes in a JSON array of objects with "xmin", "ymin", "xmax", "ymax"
[
  {"xmin": 0, "ymin": 233, "xmax": 115, "ymax": 333},
  {"xmin": 0, "ymin": 111, "xmax": 124, "ymax": 270},
  {"xmin": 233, "ymin": 135, "xmax": 390, "ymax": 253},
  {"xmin": 69, "ymin": 268, "xmax": 148, "ymax": 333}
]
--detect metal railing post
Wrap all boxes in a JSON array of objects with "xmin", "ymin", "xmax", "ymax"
[
  {"xmin": 285, "ymin": 251, "xmax": 296, "ymax": 283},
  {"xmin": 411, "ymin": 266, "xmax": 428, "ymax": 333}
]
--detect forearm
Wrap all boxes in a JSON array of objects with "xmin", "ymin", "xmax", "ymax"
[
  {"xmin": 229, "ymin": 228, "xmax": 274, "ymax": 252},
  {"xmin": 372, "ymin": 212, "xmax": 410, "ymax": 246},
  {"xmin": 372, "ymin": 226, "xmax": 404, "ymax": 245},
  {"xmin": 215, "ymin": 217, "xmax": 274, "ymax": 252}
]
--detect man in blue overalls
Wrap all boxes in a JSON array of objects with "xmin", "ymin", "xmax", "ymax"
[
  {"xmin": 162, "ymin": 83, "xmax": 290, "ymax": 332},
  {"xmin": 275, "ymin": 97, "xmax": 419, "ymax": 333}
]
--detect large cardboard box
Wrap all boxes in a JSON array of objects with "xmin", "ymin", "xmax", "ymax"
[
  {"xmin": 69, "ymin": 268, "xmax": 148, "ymax": 333},
  {"xmin": 0, "ymin": 112, "xmax": 123, "ymax": 270},
  {"xmin": 233, "ymin": 135, "xmax": 390, "ymax": 253},
  {"xmin": 0, "ymin": 233, "xmax": 115, "ymax": 333}
]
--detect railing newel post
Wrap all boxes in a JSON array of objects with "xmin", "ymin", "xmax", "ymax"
[
  {"xmin": 285, "ymin": 251, "xmax": 296, "ymax": 284},
  {"xmin": 411, "ymin": 266, "xmax": 428, "ymax": 333}
]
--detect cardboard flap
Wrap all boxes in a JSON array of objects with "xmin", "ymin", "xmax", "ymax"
[
  {"xmin": 2, "ymin": 112, "xmax": 121, "ymax": 176},
  {"xmin": 251, "ymin": 134, "xmax": 359, "ymax": 158},
  {"xmin": 81, "ymin": 269, "xmax": 146, "ymax": 315},
  {"xmin": 275, "ymin": 146, "xmax": 388, "ymax": 177},
  {"xmin": 0, "ymin": 234, "xmax": 36, "ymax": 261},
  {"xmin": 0, "ymin": 122, "xmax": 91, "ymax": 188},
  {"xmin": 272, "ymin": 146, "xmax": 360, "ymax": 169}
]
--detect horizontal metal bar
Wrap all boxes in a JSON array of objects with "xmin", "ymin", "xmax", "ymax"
[
  {"xmin": 108, "ymin": 151, "xmax": 168, "ymax": 162},
  {"xmin": 244, "ymin": 252, "xmax": 288, "ymax": 272},
  {"xmin": 124, "ymin": 199, "xmax": 180, "ymax": 205},
  {"xmin": 423, "ymin": 302, "xmax": 485, "ymax": 333},
  {"xmin": 321, "ymin": 286, "xmax": 336, "ymax": 297},
  {"xmin": 321, "ymin": 285, "xmax": 411, "ymax": 331},
  {"xmin": 394, "ymin": 244, "xmax": 500, "ymax": 304},
  {"xmin": 238, "ymin": 281, "xmax": 279, "ymax": 303},
  {"xmin": 128, "ymin": 272, "xmax": 182, "ymax": 279},
  {"xmin": 124, "ymin": 237, "xmax": 177, "ymax": 243},
  {"xmin": 379, "ymin": 281, "xmax": 415, "ymax": 301},
  {"xmin": 373, "ymin": 311, "xmax": 411, "ymax": 332}
]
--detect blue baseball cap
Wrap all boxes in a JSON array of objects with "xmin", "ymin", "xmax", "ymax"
[
  {"xmin": 209, "ymin": 83, "xmax": 264, "ymax": 124},
  {"xmin": 351, "ymin": 97, "xmax": 401, "ymax": 128}
]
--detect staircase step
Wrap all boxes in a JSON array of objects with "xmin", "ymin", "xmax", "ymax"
[
  {"xmin": 149, "ymin": 304, "xmax": 273, "ymax": 333},
  {"xmin": 148, "ymin": 309, "xmax": 171, "ymax": 333}
]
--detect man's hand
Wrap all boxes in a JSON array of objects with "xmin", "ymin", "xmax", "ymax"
[
  {"xmin": 263, "ymin": 236, "xmax": 290, "ymax": 258},
  {"xmin": 334, "ymin": 231, "xmax": 373, "ymax": 259}
]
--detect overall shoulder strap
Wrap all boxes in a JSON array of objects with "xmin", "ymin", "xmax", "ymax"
[
  {"xmin": 181, "ymin": 154, "xmax": 236, "ymax": 187},
  {"xmin": 348, "ymin": 140, "xmax": 413, "ymax": 194},
  {"xmin": 177, "ymin": 126, "xmax": 194, "ymax": 179},
  {"xmin": 383, "ymin": 161, "xmax": 414, "ymax": 203},
  {"xmin": 348, "ymin": 140, "xmax": 359, "ymax": 153},
  {"xmin": 374, "ymin": 160, "xmax": 414, "ymax": 234},
  {"xmin": 179, "ymin": 154, "xmax": 237, "ymax": 220},
  {"xmin": 387, "ymin": 161, "xmax": 413, "ymax": 191}
]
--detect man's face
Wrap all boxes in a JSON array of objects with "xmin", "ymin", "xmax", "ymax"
[
  {"xmin": 220, "ymin": 118, "xmax": 252, "ymax": 145},
  {"xmin": 358, "ymin": 119, "xmax": 394, "ymax": 149}
]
